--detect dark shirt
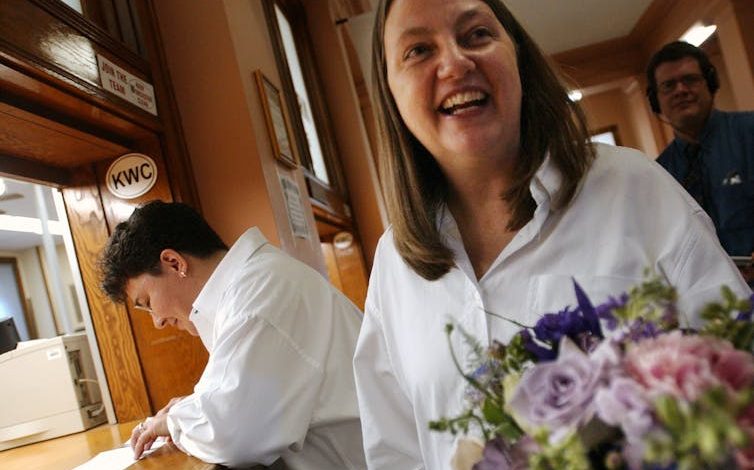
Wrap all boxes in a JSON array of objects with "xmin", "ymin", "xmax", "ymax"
[{"xmin": 657, "ymin": 109, "xmax": 754, "ymax": 256}]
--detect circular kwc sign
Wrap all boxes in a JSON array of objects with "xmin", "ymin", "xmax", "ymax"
[{"xmin": 106, "ymin": 153, "xmax": 157, "ymax": 199}]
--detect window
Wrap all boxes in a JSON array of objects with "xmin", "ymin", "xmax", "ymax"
[
  {"xmin": 263, "ymin": 0, "xmax": 350, "ymax": 219},
  {"xmin": 55, "ymin": 0, "xmax": 147, "ymax": 58},
  {"xmin": 274, "ymin": 4, "xmax": 330, "ymax": 184},
  {"xmin": 590, "ymin": 126, "xmax": 621, "ymax": 146}
]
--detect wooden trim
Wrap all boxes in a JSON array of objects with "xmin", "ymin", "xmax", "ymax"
[
  {"xmin": 0, "ymin": 0, "xmax": 163, "ymax": 132},
  {"xmin": 0, "ymin": 60, "xmax": 155, "ymax": 140},
  {"xmin": 0, "ymin": 257, "xmax": 37, "ymax": 339},
  {"xmin": 263, "ymin": 0, "xmax": 313, "ymax": 172},
  {"xmin": 311, "ymin": 201, "xmax": 352, "ymax": 230},
  {"xmin": 328, "ymin": 0, "xmax": 371, "ymax": 23},
  {"xmin": 0, "ymin": 154, "xmax": 71, "ymax": 187},
  {"xmin": 551, "ymin": 0, "xmax": 728, "ymax": 91},
  {"xmin": 553, "ymin": 36, "xmax": 645, "ymax": 90},
  {"xmin": 62, "ymin": 164, "xmax": 151, "ymax": 422},
  {"xmin": 29, "ymin": 0, "xmax": 149, "ymax": 72}
]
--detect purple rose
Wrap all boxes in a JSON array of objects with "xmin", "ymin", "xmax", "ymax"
[{"xmin": 508, "ymin": 338, "xmax": 603, "ymax": 441}]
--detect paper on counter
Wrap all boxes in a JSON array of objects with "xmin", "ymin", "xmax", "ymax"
[{"xmin": 72, "ymin": 439, "xmax": 166, "ymax": 470}]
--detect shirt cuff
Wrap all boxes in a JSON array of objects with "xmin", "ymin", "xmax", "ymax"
[{"xmin": 166, "ymin": 412, "xmax": 187, "ymax": 454}]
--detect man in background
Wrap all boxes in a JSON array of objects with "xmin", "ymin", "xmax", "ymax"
[
  {"xmin": 646, "ymin": 41, "xmax": 754, "ymax": 281},
  {"xmin": 99, "ymin": 200, "xmax": 366, "ymax": 469}
]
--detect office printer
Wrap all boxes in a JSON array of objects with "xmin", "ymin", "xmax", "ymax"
[{"xmin": 0, "ymin": 333, "xmax": 107, "ymax": 451}]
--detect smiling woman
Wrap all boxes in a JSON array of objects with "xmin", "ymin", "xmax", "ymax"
[
  {"xmin": 370, "ymin": 0, "xmax": 593, "ymax": 281},
  {"xmin": 352, "ymin": 1, "xmax": 752, "ymax": 469}
]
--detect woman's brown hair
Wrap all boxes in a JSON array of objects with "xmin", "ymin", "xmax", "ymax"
[{"xmin": 372, "ymin": 0, "xmax": 595, "ymax": 280}]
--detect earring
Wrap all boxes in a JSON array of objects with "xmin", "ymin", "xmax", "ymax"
[{"xmin": 179, "ymin": 271, "xmax": 187, "ymax": 278}]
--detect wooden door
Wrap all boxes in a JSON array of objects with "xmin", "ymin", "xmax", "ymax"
[
  {"xmin": 62, "ymin": 142, "xmax": 208, "ymax": 418},
  {"xmin": 94, "ymin": 137, "xmax": 208, "ymax": 412}
]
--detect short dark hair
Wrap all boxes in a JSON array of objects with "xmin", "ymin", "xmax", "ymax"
[
  {"xmin": 99, "ymin": 200, "xmax": 227, "ymax": 302},
  {"xmin": 372, "ymin": 0, "xmax": 594, "ymax": 280},
  {"xmin": 646, "ymin": 41, "xmax": 719, "ymax": 112}
]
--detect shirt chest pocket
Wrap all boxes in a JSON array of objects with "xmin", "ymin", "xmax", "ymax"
[
  {"xmin": 524, "ymin": 274, "xmax": 642, "ymax": 326},
  {"xmin": 711, "ymin": 179, "xmax": 754, "ymax": 230}
]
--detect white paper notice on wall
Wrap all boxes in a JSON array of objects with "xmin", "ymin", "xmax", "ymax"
[
  {"xmin": 279, "ymin": 173, "xmax": 309, "ymax": 240},
  {"xmin": 97, "ymin": 54, "xmax": 158, "ymax": 115}
]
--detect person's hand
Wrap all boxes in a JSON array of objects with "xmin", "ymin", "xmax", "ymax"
[
  {"xmin": 152, "ymin": 395, "xmax": 184, "ymax": 444},
  {"xmin": 129, "ymin": 414, "xmax": 169, "ymax": 459}
]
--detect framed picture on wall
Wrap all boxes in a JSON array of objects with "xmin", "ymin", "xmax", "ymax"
[{"xmin": 254, "ymin": 70, "xmax": 297, "ymax": 168}]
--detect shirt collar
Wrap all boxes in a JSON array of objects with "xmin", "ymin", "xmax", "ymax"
[
  {"xmin": 529, "ymin": 153, "xmax": 562, "ymax": 208},
  {"xmin": 673, "ymin": 108, "xmax": 721, "ymax": 149},
  {"xmin": 190, "ymin": 227, "xmax": 268, "ymax": 348}
]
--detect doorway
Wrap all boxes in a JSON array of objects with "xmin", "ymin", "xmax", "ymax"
[{"xmin": 0, "ymin": 95, "xmax": 207, "ymax": 423}]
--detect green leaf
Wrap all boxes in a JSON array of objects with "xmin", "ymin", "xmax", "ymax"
[{"xmin": 481, "ymin": 398, "xmax": 505, "ymax": 425}]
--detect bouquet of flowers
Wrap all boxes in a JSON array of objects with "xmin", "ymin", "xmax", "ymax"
[{"xmin": 431, "ymin": 275, "xmax": 754, "ymax": 470}]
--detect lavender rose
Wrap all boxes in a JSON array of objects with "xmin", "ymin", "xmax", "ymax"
[
  {"xmin": 508, "ymin": 338, "xmax": 603, "ymax": 442},
  {"xmin": 594, "ymin": 376, "xmax": 653, "ymax": 440}
]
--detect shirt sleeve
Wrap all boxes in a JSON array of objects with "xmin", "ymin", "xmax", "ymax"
[
  {"xmin": 668, "ymin": 208, "xmax": 752, "ymax": 326},
  {"xmin": 353, "ymin": 303, "xmax": 424, "ymax": 470},
  {"xmin": 167, "ymin": 313, "xmax": 322, "ymax": 467}
]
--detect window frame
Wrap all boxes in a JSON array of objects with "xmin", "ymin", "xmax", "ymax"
[{"xmin": 262, "ymin": 0, "xmax": 350, "ymax": 217}]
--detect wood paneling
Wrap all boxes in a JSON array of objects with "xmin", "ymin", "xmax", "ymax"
[
  {"xmin": 729, "ymin": 0, "xmax": 754, "ymax": 102},
  {"xmin": 0, "ymin": 101, "xmax": 127, "ymax": 167},
  {"xmin": 0, "ymin": 154, "xmax": 70, "ymax": 186},
  {"xmin": 0, "ymin": 0, "xmax": 154, "ymax": 118},
  {"xmin": 62, "ymin": 165, "xmax": 151, "ymax": 422},
  {"xmin": 0, "ymin": 60, "xmax": 156, "ymax": 141},
  {"xmin": 554, "ymin": 37, "xmax": 645, "ymax": 90}
]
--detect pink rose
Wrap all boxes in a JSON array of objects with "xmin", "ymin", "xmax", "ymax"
[
  {"xmin": 713, "ymin": 348, "xmax": 754, "ymax": 391},
  {"xmin": 625, "ymin": 331, "xmax": 754, "ymax": 402}
]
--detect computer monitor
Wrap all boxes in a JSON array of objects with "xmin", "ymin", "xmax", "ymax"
[{"xmin": 0, "ymin": 317, "xmax": 20, "ymax": 355}]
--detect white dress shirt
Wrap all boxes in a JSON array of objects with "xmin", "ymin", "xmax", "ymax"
[
  {"xmin": 166, "ymin": 228, "xmax": 367, "ymax": 469},
  {"xmin": 353, "ymin": 144, "xmax": 751, "ymax": 470}
]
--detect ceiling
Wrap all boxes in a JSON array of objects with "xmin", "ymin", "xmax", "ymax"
[
  {"xmin": 0, "ymin": 177, "xmax": 62, "ymax": 252},
  {"xmin": 505, "ymin": 0, "xmax": 655, "ymax": 54}
]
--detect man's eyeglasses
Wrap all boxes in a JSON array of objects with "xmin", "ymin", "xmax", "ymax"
[{"xmin": 657, "ymin": 74, "xmax": 705, "ymax": 95}]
